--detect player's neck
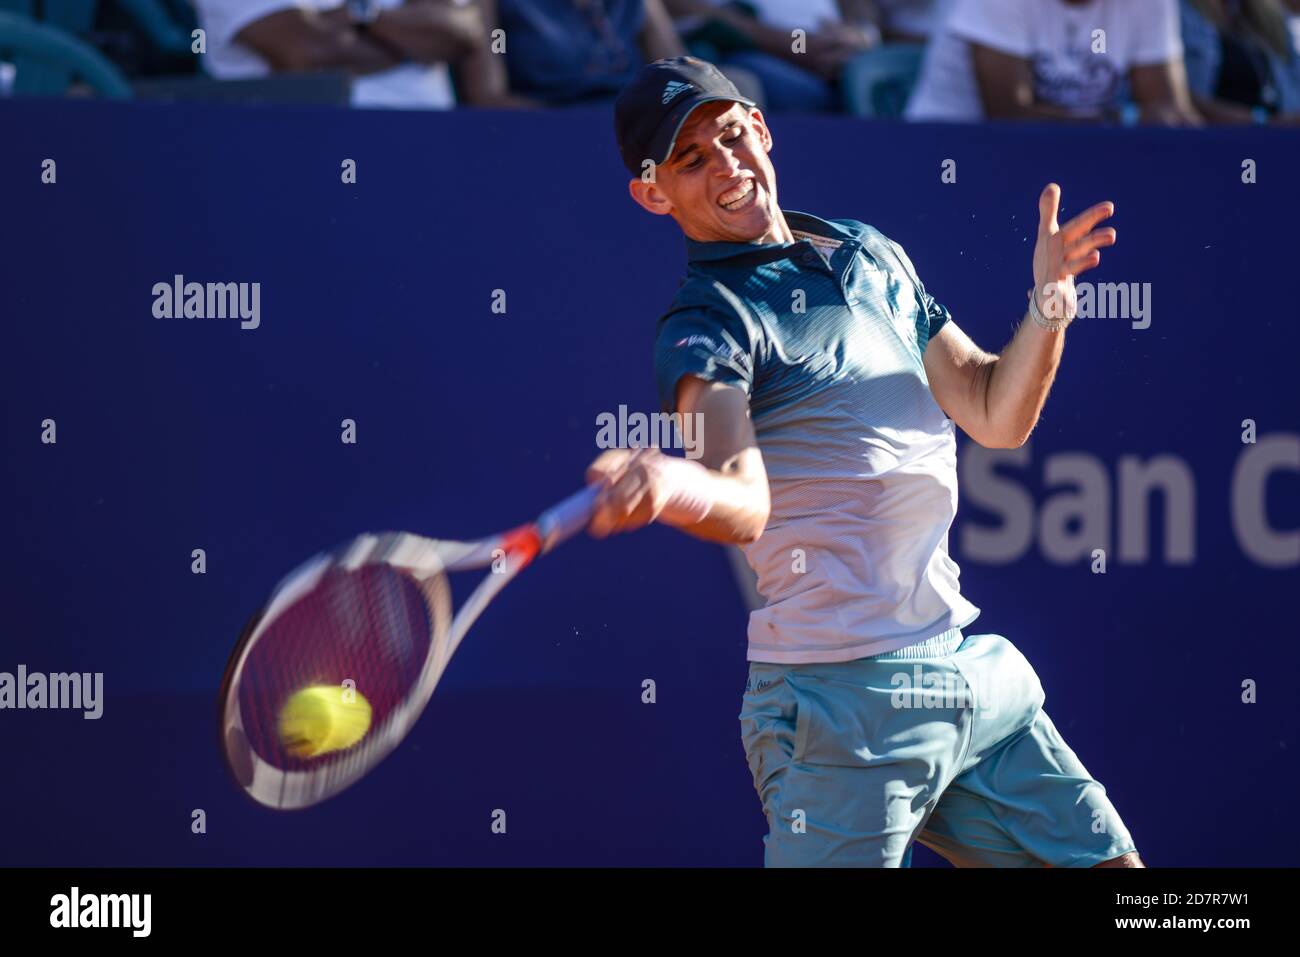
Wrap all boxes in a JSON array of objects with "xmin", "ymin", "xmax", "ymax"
[
  {"xmin": 683, "ymin": 208, "xmax": 794, "ymax": 247},
  {"xmin": 758, "ymin": 210, "xmax": 794, "ymax": 246},
  {"xmin": 726, "ymin": 209, "xmax": 794, "ymax": 247}
]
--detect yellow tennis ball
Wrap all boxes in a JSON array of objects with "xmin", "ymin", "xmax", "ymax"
[{"xmin": 278, "ymin": 684, "xmax": 372, "ymax": 759}]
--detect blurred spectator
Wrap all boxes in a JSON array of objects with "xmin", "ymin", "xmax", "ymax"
[
  {"xmin": 665, "ymin": 0, "xmax": 884, "ymax": 112},
  {"xmin": 480, "ymin": 0, "xmax": 685, "ymax": 106},
  {"xmin": 1180, "ymin": 0, "xmax": 1300, "ymax": 122},
  {"xmin": 195, "ymin": 0, "xmax": 488, "ymax": 108},
  {"xmin": 907, "ymin": 0, "xmax": 1201, "ymax": 124},
  {"xmin": 876, "ymin": 0, "xmax": 952, "ymax": 43}
]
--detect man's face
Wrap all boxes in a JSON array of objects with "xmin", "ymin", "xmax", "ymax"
[{"xmin": 629, "ymin": 101, "xmax": 781, "ymax": 245}]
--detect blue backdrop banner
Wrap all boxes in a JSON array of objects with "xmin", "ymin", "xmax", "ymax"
[{"xmin": 1, "ymin": 100, "xmax": 1297, "ymax": 866}]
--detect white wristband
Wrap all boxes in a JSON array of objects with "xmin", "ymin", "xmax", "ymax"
[
  {"xmin": 647, "ymin": 454, "xmax": 716, "ymax": 525},
  {"xmin": 1027, "ymin": 288, "xmax": 1071, "ymax": 332}
]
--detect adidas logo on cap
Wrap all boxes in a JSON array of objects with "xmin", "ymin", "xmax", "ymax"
[{"xmin": 662, "ymin": 80, "xmax": 693, "ymax": 105}]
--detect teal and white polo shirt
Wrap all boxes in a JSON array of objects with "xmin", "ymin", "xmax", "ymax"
[{"xmin": 654, "ymin": 210, "xmax": 981, "ymax": 663}]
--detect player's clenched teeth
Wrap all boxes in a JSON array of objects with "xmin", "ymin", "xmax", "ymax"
[{"xmin": 718, "ymin": 178, "xmax": 756, "ymax": 210}]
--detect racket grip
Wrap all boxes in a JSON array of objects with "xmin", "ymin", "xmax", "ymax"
[{"xmin": 536, "ymin": 485, "xmax": 600, "ymax": 553}]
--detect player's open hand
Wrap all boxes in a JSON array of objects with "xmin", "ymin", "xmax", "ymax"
[
  {"xmin": 1032, "ymin": 183, "xmax": 1117, "ymax": 321},
  {"xmin": 586, "ymin": 447, "xmax": 672, "ymax": 538}
]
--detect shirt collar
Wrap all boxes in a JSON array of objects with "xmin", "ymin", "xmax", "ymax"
[{"xmin": 684, "ymin": 210, "xmax": 857, "ymax": 264}]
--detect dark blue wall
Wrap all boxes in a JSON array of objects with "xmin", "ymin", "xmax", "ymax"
[{"xmin": 1, "ymin": 99, "xmax": 1297, "ymax": 866}]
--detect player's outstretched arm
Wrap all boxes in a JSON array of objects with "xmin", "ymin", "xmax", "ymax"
[
  {"xmin": 924, "ymin": 183, "xmax": 1116, "ymax": 449},
  {"xmin": 586, "ymin": 377, "xmax": 770, "ymax": 544}
]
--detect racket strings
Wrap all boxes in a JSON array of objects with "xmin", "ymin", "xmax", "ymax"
[
  {"xmin": 222, "ymin": 533, "xmax": 487, "ymax": 808},
  {"xmin": 237, "ymin": 563, "xmax": 441, "ymax": 779}
]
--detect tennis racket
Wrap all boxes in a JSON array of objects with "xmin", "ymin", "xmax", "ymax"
[{"xmin": 218, "ymin": 484, "xmax": 599, "ymax": 810}]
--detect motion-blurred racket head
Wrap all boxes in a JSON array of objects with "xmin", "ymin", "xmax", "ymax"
[
  {"xmin": 219, "ymin": 533, "xmax": 459, "ymax": 810},
  {"xmin": 218, "ymin": 485, "xmax": 596, "ymax": 810}
]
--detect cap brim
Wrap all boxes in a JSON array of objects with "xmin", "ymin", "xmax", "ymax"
[{"xmin": 650, "ymin": 93, "xmax": 758, "ymax": 168}]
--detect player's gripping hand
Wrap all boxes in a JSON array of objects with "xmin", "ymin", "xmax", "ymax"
[
  {"xmin": 1032, "ymin": 183, "xmax": 1117, "ymax": 320},
  {"xmin": 586, "ymin": 446, "xmax": 717, "ymax": 538},
  {"xmin": 586, "ymin": 447, "xmax": 673, "ymax": 538}
]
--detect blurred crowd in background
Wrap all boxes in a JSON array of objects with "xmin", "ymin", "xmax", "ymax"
[{"xmin": 4, "ymin": 0, "xmax": 1300, "ymax": 124}]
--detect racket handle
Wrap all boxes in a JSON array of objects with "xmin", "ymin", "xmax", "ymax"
[{"xmin": 536, "ymin": 485, "xmax": 600, "ymax": 553}]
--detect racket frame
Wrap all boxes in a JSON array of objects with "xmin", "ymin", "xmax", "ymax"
[{"xmin": 218, "ymin": 485, "xmax": 598, "ymax": 810}]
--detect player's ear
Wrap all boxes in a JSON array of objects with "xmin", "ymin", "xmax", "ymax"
[
  {"xmin": 629, "ymin": 178, "xmax": 674, "ymax": 217},
  {"xmin": 749, "ymin": 107, "xmax": 773, "ymax": 153}
]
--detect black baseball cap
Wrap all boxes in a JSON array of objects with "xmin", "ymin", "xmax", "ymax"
[{"xmin": 614, "ymin": 56, "xmax": 756, "ymax": 176}]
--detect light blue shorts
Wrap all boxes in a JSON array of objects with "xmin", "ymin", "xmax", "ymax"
[{"xmin": 739, "ymin": 628, "xmax": 1137, "ymax": 867}]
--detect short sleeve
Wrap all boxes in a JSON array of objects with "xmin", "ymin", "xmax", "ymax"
[
  {"xmin": 946, "ymin": 0, "xmax": 1034, "ymax": 58},
  {"xmin": 653, "ymin": 303, "xmax": 757, "ymax": 413},
  {"xmin": 918, "ymin": 289, "xmax": 952, "ymax": 348},
  {"xmin": 194, "ymin": 0, "xmax": 303, "ymax": 50},
  {"xmin": 1128, "ymin": 0, "xmax": 1183, "ymax": 66},
  {"xmin": 886, "ymin": 238, "xmax": 951, "ymax": 352}
]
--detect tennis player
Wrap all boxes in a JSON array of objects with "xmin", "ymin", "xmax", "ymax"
[{"xmin": 587, "ymin": 57, "xmax": 1143, "ymax": 868}]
